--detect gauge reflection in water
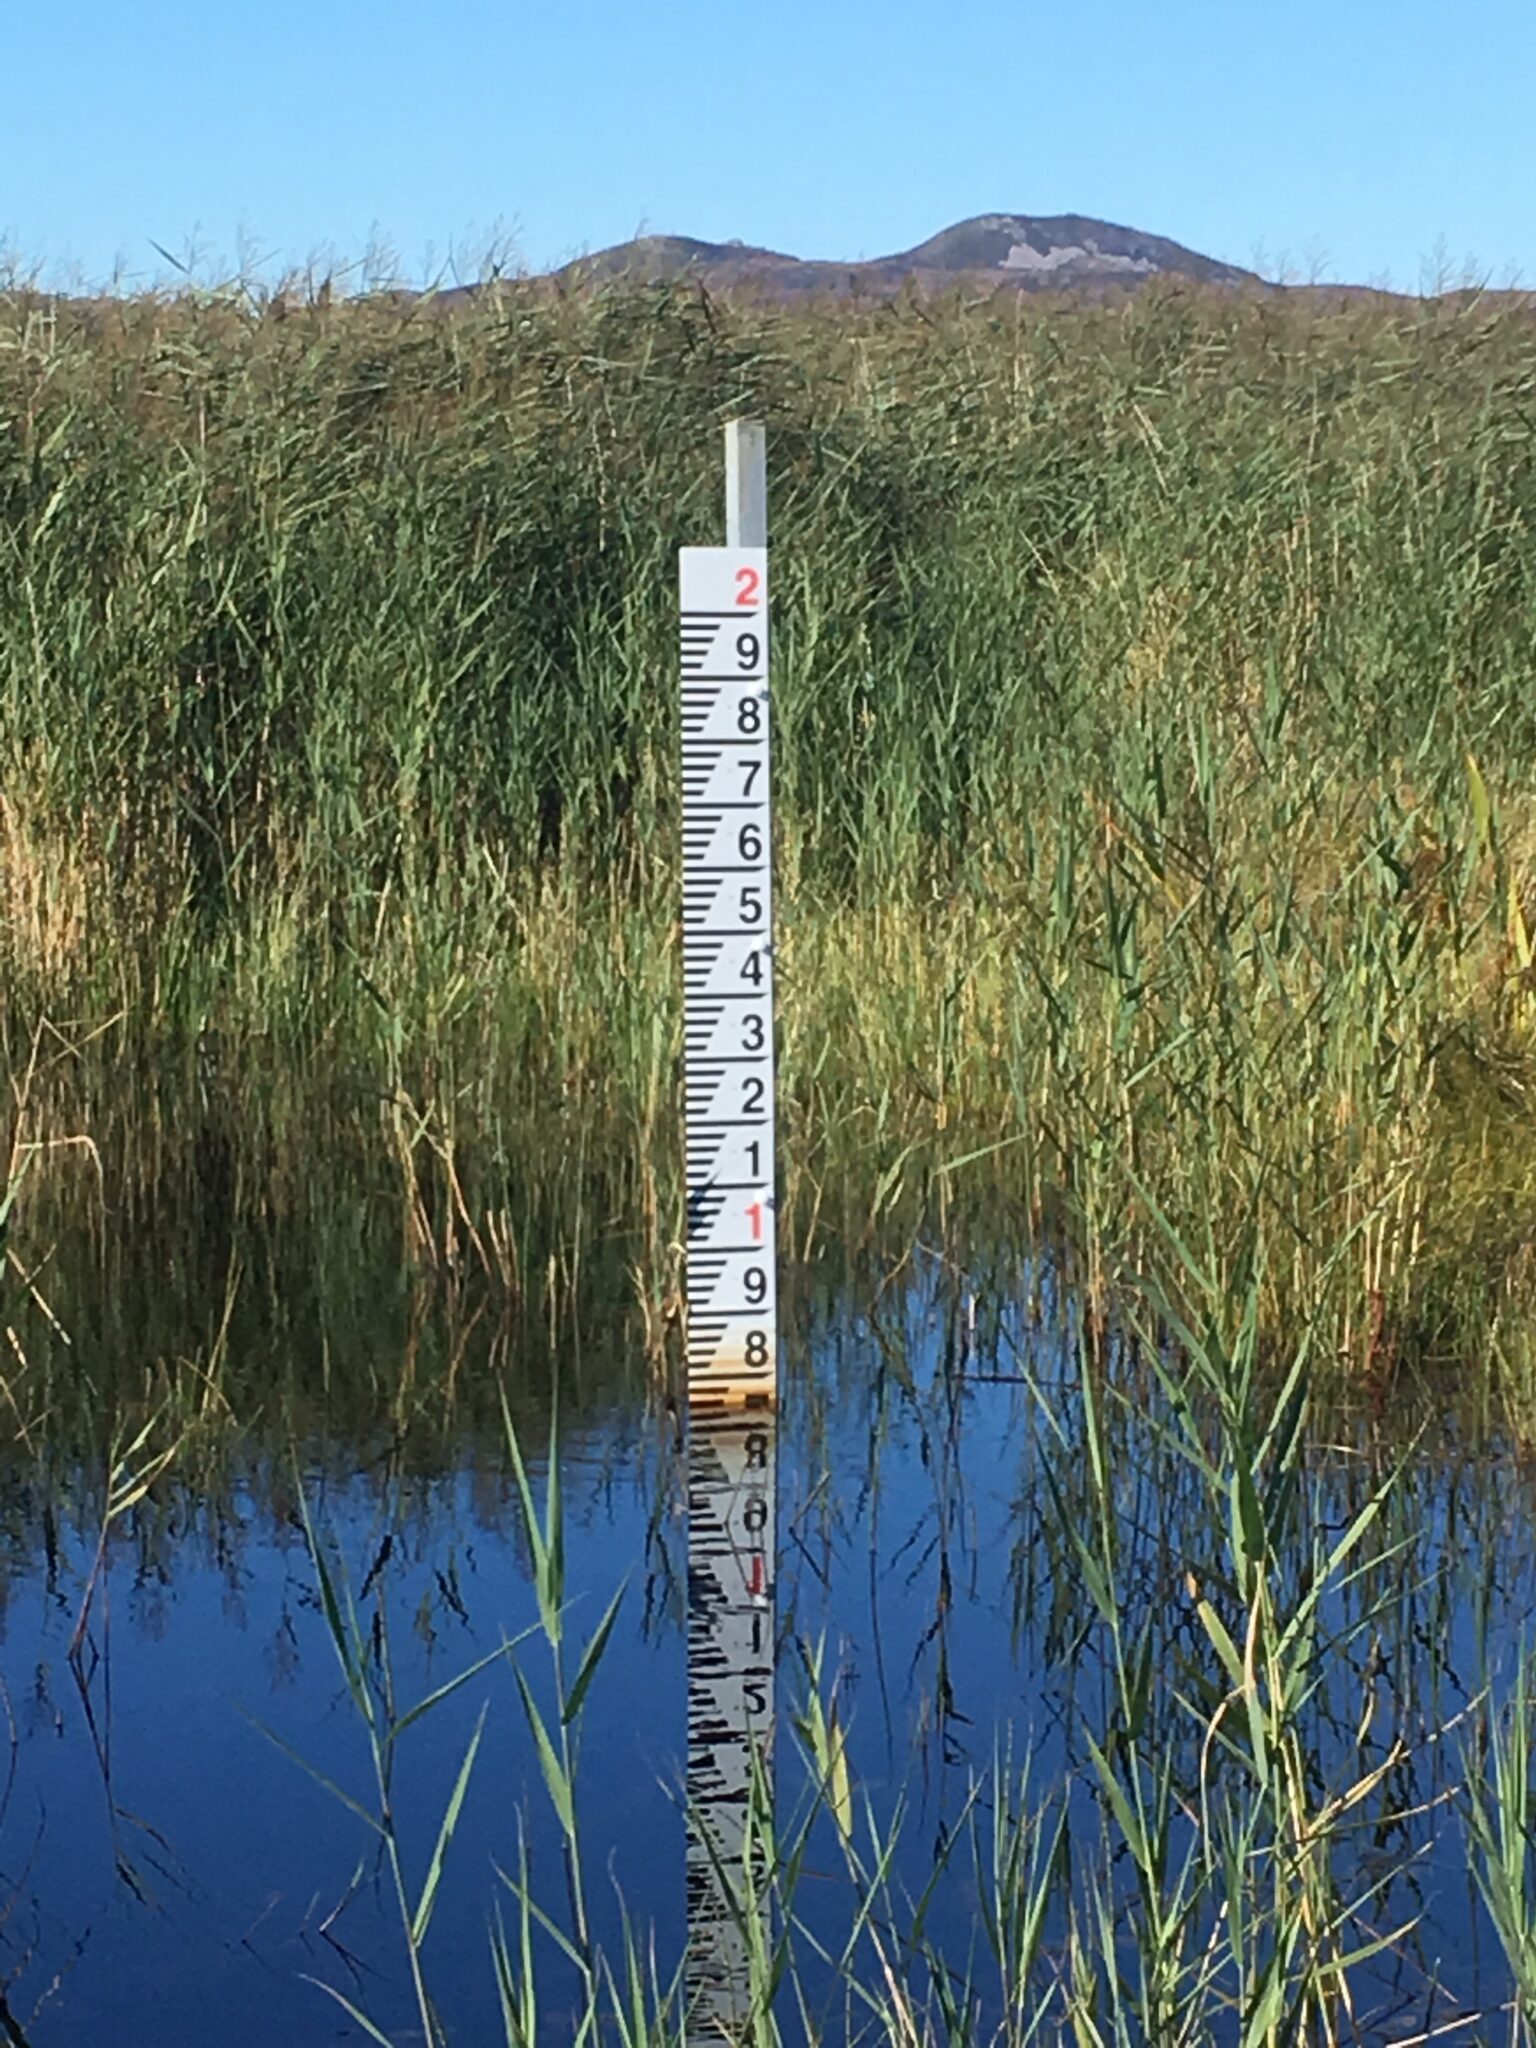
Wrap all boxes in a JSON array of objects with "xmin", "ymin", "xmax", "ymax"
[{"xmin": 685, "ymin": 1398, "xmax": 776, "ymax": 2041}]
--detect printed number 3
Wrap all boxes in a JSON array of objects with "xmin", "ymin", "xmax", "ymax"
[{"xmin": 735, "ymin": 566, "xmax": 760, "ymax": 607}]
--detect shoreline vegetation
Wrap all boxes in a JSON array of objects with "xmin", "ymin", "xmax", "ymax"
[
  {"xmin": 5, "ymin": 276, "xmax": 1536, "ymax": 1408},
  {"xmin": 11, "ymin": 272, "xmax": 1536, "ymax": 2045}
]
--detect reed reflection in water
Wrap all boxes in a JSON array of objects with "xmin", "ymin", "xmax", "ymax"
[{"xmin": 5, "ymin": 1252, "xmax": 1536, "ymax": 2041}]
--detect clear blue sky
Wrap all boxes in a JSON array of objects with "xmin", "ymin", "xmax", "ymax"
[{"xmin": 8, "ymin": 0, "xmax": 1533, "ymax": 294}]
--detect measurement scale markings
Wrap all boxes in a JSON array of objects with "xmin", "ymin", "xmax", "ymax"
[
  {"xmin": 686, "ymin": 1176, "xmax": 770, "ymax": 1199},
  {"xmin": 689, "ymin": 1576, "xmax": 770, "ymax": 1605},
  {"xmin": 682, "ymin": 534, "xmax": 774, "ymax": 2040},
  {"xmin": 690, "ymin": 1408, "xmax": 775, "ymax": 1433},
  {"xmin": 688, "ymin": 1553, "xmax": 757, "ymax": 1572},
  {"xmin": 689, "ymin": 1674, "xmax": 772, "ymax": 1702},
  {"xmin": 681, "ymin": 713, "xmax": 765, "ymax": 735},
  {"xmin": 686, "ymin": 1506, "xmax": 770, "ymax": 1529}
]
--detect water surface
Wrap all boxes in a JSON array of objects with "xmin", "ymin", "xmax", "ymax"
[{"xmin": 1, "ymin": 1254, "xmax": 1532, "ymax": 2043}]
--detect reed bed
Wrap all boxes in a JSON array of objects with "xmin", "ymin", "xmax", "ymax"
[{"xmin": 4, "ymin": 277, "xmax": 1536, "ymax": 1391}]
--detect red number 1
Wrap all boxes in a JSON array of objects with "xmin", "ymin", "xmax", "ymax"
[
  {"xmin": 746, "ymin": 1201, "xmax": 764, "ymax": 1241},
  {"xmin": 735, "ymin": 566, "xmax": 760, "ymax": 608}
]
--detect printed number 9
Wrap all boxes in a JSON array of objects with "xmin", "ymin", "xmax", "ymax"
[{"xmin": 736, "ymin": 632, "xmax": 760, "ymax": 670}]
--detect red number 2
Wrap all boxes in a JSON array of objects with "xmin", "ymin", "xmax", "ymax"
[{"xmin": 735, "ymin": 566, "xmax": 760, "ymax": 608}]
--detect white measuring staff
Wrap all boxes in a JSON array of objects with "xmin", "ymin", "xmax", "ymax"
[
  {"xmin": 680, "ymin": 418, "xmax": 776, "ymax": 1401},
  {"xmin": 681, "ymin": 419, "xmax": 777, "ymax": 2038}
]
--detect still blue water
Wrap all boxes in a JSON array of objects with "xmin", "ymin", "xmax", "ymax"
[{"xmin": 1, "ymin": 1257, "xmax": 1531, "ymax": 2043}]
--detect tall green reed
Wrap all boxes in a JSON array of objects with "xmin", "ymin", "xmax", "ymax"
[
  {"xmin": 268, "ymin": 1485, "xmax": 530, "ymax": 2048},
  {"xmin": 7, "ymin": 278, "xmax": 1536, "ymax": 1392},
  {"xmin": 1466, "ymin": 1652, "xmax": 1536, "ymax": 2045}
]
